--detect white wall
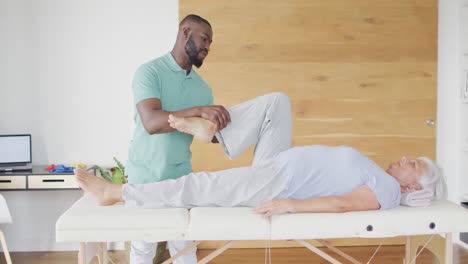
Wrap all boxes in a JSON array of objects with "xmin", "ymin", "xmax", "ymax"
[
  {"xmin": 0, "ymin": 0, "xmax": 34, "ymax": 133},
  {"xmin": 437, "ymin": 0, "xmax": 468, "ymax": 247},
  {"xmin": 31, "ymin": 0, "xmax": 178, "ymax": 166},
  {"xmin": 438, "ymin": 0, "xmax": 468, "ymax": 202},
  {"xmin": 0, "ymin": 0, "xmax": 178, "ymax": 251},
  {"xmin": 437, "ymin": 0, "xmax": 461, "ymax": 202}
]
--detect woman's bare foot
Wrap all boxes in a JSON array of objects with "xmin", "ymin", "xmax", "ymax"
[
  {"xmin": 74, "ymin": 167, "xmax": 123, "ymax": 206},
  {"xmin": 168, "ymin": 115, "xmax": 218, "ymax": 143}
]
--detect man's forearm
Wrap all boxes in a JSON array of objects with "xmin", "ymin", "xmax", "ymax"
[
  {"xmin": 172, "ymin": 106, "xmax": 204, "ymax": 118},
  {"xmin": 255, "ymin": 186, "xmax": 379, "ymax": 216},
  {"xmin": 141, "ymin": 103, "xmax": 229, "ymax": 137},
  {"xmin": 289, "ymin": 196, "xmax": 347, "ymax": 213},
  {"xmin": 142, "ymin": 107, "xmax": 201, "ymax": 134}
]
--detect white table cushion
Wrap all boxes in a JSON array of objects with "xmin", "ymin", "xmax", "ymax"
[
  {"xmin": 270, "ymin": 200, "xmax": 468, "ymax": 240},
  {"xmin": 56, "ymin": 197, "xmax": 468, "ymax": 243},
  {"xmin": 56, "ymin": 195, "xmax": 189, "ymax": 242},
  {"xmin": 0, "ymin": 194, "xmax": 12, "ymax": 224},
  {"xmin": 188, "ymin": 207, "xmax": 270, "ymax": 240}
]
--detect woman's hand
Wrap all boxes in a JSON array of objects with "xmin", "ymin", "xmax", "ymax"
[{"xmin": 253, "ymin": 199, "xmax": 294, "ymax": 217}]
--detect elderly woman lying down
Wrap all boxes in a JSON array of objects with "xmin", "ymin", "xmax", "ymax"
[{"xmin": 75, "ymin": 93, "xmax": 446, "ymax": 216}]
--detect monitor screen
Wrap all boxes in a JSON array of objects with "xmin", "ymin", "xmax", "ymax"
[{"xmin": 0, "ymin": 135, "xmax": 32, "ymax": 164}]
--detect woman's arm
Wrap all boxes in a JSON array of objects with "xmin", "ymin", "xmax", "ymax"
[{"xmin": 253, "ymin": 185, "xmax": 380, "ymax": 217}]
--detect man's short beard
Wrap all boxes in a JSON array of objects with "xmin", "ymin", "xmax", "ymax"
[{"xmin": 184, "ymin": 36, "xmax": 204, "ymax": 68}]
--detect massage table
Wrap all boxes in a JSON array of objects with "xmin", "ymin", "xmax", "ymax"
[{"xmin": 56, "ymin": 195, "xmax": 468, "ymax": 264}]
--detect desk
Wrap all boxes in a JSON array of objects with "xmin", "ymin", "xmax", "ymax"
[{"xmin": 0, "ymin": 166, "xmax": 79, "ymax": 190}]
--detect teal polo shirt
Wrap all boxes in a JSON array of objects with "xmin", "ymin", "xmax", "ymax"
[{"xmin": 126, "ymin": 52, "xmax": 213, "ymax": 184}]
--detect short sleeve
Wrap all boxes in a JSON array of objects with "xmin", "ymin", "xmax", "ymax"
[
  {"xmin": 132, "ymin": 65, "xmax": 161, "ymax": 105},
  {"xmin": 207, "ymin": 93, "xmax": 214, "ymax": 105},
  {"xmin": 362, "ymin": 167, "xmax": 401, "ymax": 210}
]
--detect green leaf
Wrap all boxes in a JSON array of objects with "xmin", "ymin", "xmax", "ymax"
[
  {"xmin": 94, "ymin": 165, "xmax": 112, "ymax": 181},
  {"xmin": 113, "ymin": 156, "xmax": 126, "ymax": 175}
]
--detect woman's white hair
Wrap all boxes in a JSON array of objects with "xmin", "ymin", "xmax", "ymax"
[{"xmin": 416, "ymin": 156, "xmax": 447, "ymax": 200}]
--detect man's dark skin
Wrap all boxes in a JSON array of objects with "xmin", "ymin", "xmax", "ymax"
[{"xmin": 136, "ymin": 19, "xmax": 230, "ymax": 136}]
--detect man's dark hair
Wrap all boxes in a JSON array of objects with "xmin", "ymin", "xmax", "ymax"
[{"xmin": 179, "ymin": 14, "xmax": 211, "ymax": 28}]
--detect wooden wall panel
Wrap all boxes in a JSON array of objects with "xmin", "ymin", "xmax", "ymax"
[{"xmin": 180, "ymin": 0, "xmax": 437, "ymax": 248}]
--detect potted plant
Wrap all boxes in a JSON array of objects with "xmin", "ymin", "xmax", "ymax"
[{"xmin": 94, "ymin": 157, "xmax": 127, "ymax": 184}]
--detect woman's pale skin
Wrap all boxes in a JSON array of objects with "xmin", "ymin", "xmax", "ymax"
[{"xmin": 74, "ymin": 115, "xmax": 428, "ymax": 217}]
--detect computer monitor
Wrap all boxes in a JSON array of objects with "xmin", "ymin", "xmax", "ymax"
[{"xmin": 0, "ymin": 134, "xmax": 32, "ymax": 166}]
